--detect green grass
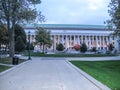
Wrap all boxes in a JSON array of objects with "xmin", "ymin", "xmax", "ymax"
[
  {"xmin": 24, "ymin": 52, "xmax": 118, "ymax": 57},
  {"xmin": 0, "ymin": 65, "xmax": 11, "ymax": 72},
  {"xmin": 70, "ymin": 60, "xmax": 120, "ymax": 90},
  {"xmin": 0, "ymin": 58, "xmax": 26, "ymax": 73},
  {"xmin": 0, "ymin": 58, "xmax": 26, "ymax": 64}
]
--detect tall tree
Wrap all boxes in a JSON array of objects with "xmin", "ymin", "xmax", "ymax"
[
  {"xmin": 14, "ymin": 24, "xmax": 26, "ymax": 52},
  {"xmin": 106, "ymin": 0, "xmax": 120, "ymax": 52},
  {"xmin": 35, "ymin": 27, "xmax": 52, "ymax": 53},
  {"xmin": 107, "ymin": 0, "xmax": 120, "ymax": 35},
  {"xmin": 80, "ymin": 43, "xmax": 87, "ymax": 53},
  {"xmin": 0, "ymin": 0, "xmax": 45, "ymax": 58}
]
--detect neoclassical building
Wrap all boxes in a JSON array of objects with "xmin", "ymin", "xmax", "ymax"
[{"xmin": 24, "ymin": 24, "xmax": 120, "ymax": 52}]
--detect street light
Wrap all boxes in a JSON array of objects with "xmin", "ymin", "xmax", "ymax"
[{"xmin": 28, "ymin": 31, "xmax": 31, "ymax": 60}]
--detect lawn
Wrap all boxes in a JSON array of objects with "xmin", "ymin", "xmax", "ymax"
[
  {"xmin": 0, "ymin": 58, "xmax": 26, "ymax": 73},
  {"xmin": 0, "ymin": 65, "xmax": 11, "ymax": 72},
  {"xmin": 70, "ymin": 60, "xmax": 120, "ymax": 90},
  {"xmin": 0, "ymin": 58, "xmax": 26, "ymax": 64},
  {"xmin": 24, "ymin": 52, "xmax": 118, "ymax": 57}
]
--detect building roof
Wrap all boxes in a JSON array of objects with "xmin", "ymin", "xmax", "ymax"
[{"xmin": 23, "ymin": 24, "xmax": 109, "ymax": 30}]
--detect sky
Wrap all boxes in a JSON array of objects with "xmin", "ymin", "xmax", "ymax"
[{"xmin": 36, "ymin": 0, "xmax": 110, "ymax": 25}]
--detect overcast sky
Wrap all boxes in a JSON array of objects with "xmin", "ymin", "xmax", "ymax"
[{"xmin": 37, "ymin": 0, "xmax": 110, "ymax": 25}]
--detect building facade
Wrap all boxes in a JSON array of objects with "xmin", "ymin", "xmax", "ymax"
[{"xmin": 24, "ymin": 24, "xmax": 119, "ymax": 52}]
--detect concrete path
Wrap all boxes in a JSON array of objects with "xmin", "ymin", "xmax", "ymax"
[{"xmin": 0, "ymin": 57, "xmax": 110, "ymax": 90}]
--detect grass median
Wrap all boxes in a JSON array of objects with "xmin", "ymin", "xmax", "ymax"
[
  {"xmin": 0, "ymin": 65, "xmax": 11, "ymax": 72},
  {"xmin": 24, "ymin": 52, "xmax": 118, "ymax": 57},
  {"xmin": 0, "ymin": 58, "xmax": 26, "ymax": 72},
  {"xmin": 70, "ymin": 60, "xmax": 120, "ymax": 90}
]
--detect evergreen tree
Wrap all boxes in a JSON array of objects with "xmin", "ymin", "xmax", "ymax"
[
  {"xmin": 80, "ymin": 43, "xmax": 87, "ymax": 53},
  {"xmin": 14, "ymin": 24, "xmax": 26, "ymax": 52},
  {"xmin": 56, "ymin": 43, "xmax": 64, "ymax": 51},
  {"xmin": 15, "ymin": 36, "xmax": 25, "ymax": 52},
  {"xmin": 108, "ymin": 43, "xmax": 114, "ymax": 51}
]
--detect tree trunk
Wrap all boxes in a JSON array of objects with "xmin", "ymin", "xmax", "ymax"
[
  {"xmin": 8, "ymin": 22, "xmax": 15, "ymax": 58},
  {"xmin": 9, "ymin": 27, "xmax": 15, "ymax": 58}
]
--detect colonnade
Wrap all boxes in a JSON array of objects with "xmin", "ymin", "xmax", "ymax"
[{"xmin": 50, "ymin": 34, "xmax": 115, "ymax": 51}]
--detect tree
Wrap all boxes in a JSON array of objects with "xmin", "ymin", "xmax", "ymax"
[
  {"xmin": 106, "ymin": 0, "xmax": 120, "ymax": 36},
  {"xmin": 35, "ymin": 27, "xmax": 52, "ymax": 53},
  {"xmin": 0, "ymin": 24, "xmax": 9, "ymax": 50},
  {"xmin": 73, "ymin": 44, "xmax": 80, "ymax": 51},
  {"xmin": 15, "ymin": 36, "xmax": 25, "ymax": 52},
  {"xmin": 0, "ymin": 0, "xmax": 45, "ymax": 58},
  {"xmin": 92, "ymin": 47, "xmax": 97, "ymax": 53},
  {"xmin": 56, "ymin": 43, "xmax": 64, "ymax": 51},
  {"xmin": 80, "ymin": 43, "xmax": 87, "ymax": 53},
  {"xmin": 14, "ymin": 24, "xmax": 26, "ymax": 52},
  {"xmin": 108, "ymin": 43, "xmax": 114, "ymax": 51},
  {"xmin": 106, "ymin": 0, "xmax": 120, "ymax": 52}
]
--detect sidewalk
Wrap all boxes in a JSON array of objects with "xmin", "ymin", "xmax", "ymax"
[{"xmin": 0, "ymin": 57, "xmax": 110, "ymax": 90}]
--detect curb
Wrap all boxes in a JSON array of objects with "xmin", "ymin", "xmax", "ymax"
[
  {"xmin": 0, "ymin": 60, "xmax": 30, "ymax": 76},
  {"xmin": 66, "ymin": 60, "xmax": 111, "ymax": 90}
]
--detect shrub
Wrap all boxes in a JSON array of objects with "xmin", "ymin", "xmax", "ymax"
[
  {"xmin": 108, "ymin": 43, "xmax": 114, "ymax": 51},
  {"xmin": 92, "ymin": 47, "xmax": 96, "ymax": 52},
  {"xmin": 73, "ymin": 44, "xmax": 80, "ymax": 51},
  {"xmin": 56, "ymin": 43, "xmax": 64, "ymax": 51},
  {"xmin": 80, "ymin": 43, "xmax": 87, "ymax": 53}
]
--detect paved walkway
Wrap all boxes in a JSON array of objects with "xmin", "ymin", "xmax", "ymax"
[{"xmin": 0, "ymin": 57, "xmax": 110, "ymax": 90}]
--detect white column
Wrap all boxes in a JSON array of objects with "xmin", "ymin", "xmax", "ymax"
[
  {"xmin": 103, "ymin": 36, "xmax": 105, "ymax": 50},
  {"xmin": 54, "ymin": 35, "xmax": 56, "ymax": 51},
  {"xmin": 62, "ymin": 35, "xmax": 64, "ymax": 44},
  {"xmin": 88, "ymin": 35, "xmax": 90, "ymax": 49},
  {"xmin": 77, "ymin": 35, "xmax": 79, "ymax": 44},
  {"xmin": 81, "ymin": 35, "xmax": 83, "ymax": 44},
  {"xmin": 96, "ymin": 36, "xmax": 98, "ymax": 50},
  {"xmin": 58, "ymin": 35, "xmax": 60, "ymax": 44},
  {"xmin": 85, "ymin": 35, "xmax": 87, "ymax": 46},
  {"xmin": 100, "ymin": 36, "xmax": 102, "ymax": 50},
  {"xmin": 74, "ymin": 35, "xmax": 75, "ymax": 45},
  {"xmin": 69, "ymin": 35, "xmax": 71, "ymax": 48},
  {"xmin": 65, "ymin": 35, "xmax": 67, "ymax": 49}
]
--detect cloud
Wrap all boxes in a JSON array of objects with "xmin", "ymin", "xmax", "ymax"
[{"xmin": 37, "ymin": 0, "xmax": 110, "ymax": 24}]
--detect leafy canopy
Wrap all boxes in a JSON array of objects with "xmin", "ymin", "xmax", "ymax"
[{"xmin": 106, "ymin": 0, "xmax": 120, "ymax": 36}]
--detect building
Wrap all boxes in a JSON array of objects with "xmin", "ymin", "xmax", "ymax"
[{"xmin": 24, "ymin": 24, "xmax": 119, "ymax": 53}]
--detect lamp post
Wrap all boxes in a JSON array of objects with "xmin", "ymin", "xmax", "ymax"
[{"xmin": 28, "ymin": 31, "xmax": 31, "ymax": 60}]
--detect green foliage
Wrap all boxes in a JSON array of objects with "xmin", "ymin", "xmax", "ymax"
[
  {"xmin": 15, "ymin": 36, "xmax": 25, "ymax": 52},
  {"xmin": 71, "ymin": 61, "xmax": 120, "ymax": 90},
  {"xmin": 106, "ymin": 0, "xmax": 120, "ymax": 36},
  {"xmin": 0, "ymin": 0, "xmax": 45, "ymax": 57},
  {"xmin": 14, "ymin": 24, "xmax": 26, "ymax": 52},
  {"xmin": 80, "ymin": 43, "xmax": 87, "ymax": 53},
  {"xmin": 56, "ymin": 43, "xmax": 64, "ymax": 51},
  {"xmin": 0, "ymin": 24, "xmax": 8, "ymax": 44},
  {"xmin": 108, "ymin": 43, "xmax": 114, "ymax": 51},
  {"xmin": 91, "ymin": 47, "xmax": 97, "ymax": 52},
  {"xmin": 35, "ymin": 27, "xmax": 52, "ymax": 52}
]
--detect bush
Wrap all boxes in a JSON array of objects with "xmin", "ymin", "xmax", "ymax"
[
  {"xmin": 56, "ymin": 43, "xmax": 64, "ymax": 51},
  {"xmin": 92, "ymin": 47, "xmax": 96, "ymax": 52},
  {"xmin": 73, "ymin": 44, "xmax": 80, "ymax": 51},
  {"xmin": 80, "ymin": 43, "xmax": 87, "ymax": 53},
  {"xmin": 108, "ymin": 43, "xmax": 114, "ymax": 51}
]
